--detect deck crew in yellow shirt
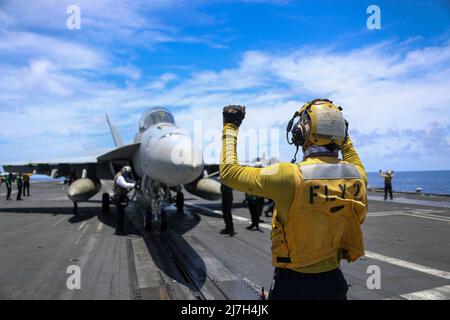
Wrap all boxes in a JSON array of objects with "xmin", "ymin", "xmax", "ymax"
[
  {"xmin": 220, "ymin": 99, "xmax": 368, "ymax": 300},
  {"xmin": 22, "ymin": 173, "xmax": 32, "ymax": 197},
  {"xmin": 379, "ymin": 170, "xmax": 394, "ymax": 200}
]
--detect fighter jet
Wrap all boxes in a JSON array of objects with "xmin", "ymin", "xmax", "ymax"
[{"xmin": 3, "ymin": 107, "xmax": 221, "ymax": 230}]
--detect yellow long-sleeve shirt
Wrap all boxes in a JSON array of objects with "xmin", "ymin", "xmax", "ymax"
[{"xmin": 220, "ymin": 123, "xmax": 368, "ymax": 273}]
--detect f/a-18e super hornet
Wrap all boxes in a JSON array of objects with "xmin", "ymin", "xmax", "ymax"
[{"xmin": 3, "ymin": 107, "xmax": 221, "ymax": 230}]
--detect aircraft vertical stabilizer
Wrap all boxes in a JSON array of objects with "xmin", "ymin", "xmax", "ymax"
[{"xmin": 106, "ymin": 114, "xmax": 124, "ymax": 147}]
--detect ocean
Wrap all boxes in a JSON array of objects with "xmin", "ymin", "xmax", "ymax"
[{"xmin": 367, "ymin": 170, "xmax": 450, "ymax": 195}]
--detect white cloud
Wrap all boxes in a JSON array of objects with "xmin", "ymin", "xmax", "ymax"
[
  {"xmin": 0, "ymin": 30, "xmax": 105, "ymax": 70},
  {"xmin": 0, "ymin": 0, "xmax": 228, "ymax": 50},
  {"xmin": 0, "ymin": 8, "xmax": 449, "ymax": 171}
]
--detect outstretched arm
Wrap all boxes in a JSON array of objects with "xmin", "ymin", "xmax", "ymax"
[
  {"xmin": 220, "ymin": 123, "xmax": 285, "ymax": 201},
  {"xmin": 219, "ymin": 106, "xmax": 295, "ymax": 209},
  {"xmin": 341, "ymin": 136, "xmax": 368, "ymax": 186}
]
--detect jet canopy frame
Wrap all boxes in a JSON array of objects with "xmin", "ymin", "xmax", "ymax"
[{"xmin": 139, "ymin": 107, "xmax": 175, "ymax": 132}]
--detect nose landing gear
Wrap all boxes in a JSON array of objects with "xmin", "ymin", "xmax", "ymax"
[
  {"xmin": 176, "ymin": 190, "xmax": 184, "ymax": 215},
  {"xmin": 139, "ymin": 177, "xmax": 186, "ymax": 233},
  {"xmin": 102, "ymin": 193, "xmax": 111, "ymax": 214}
]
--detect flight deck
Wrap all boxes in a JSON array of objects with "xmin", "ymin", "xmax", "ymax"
[{"xmin": 0, "ymin": 181, "xmax": 449, "ymax": 300}]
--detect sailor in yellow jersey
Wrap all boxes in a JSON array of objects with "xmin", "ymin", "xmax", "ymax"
[
  {"xmin": 379, "ymin": 170, "xmax": 394, "ymax": 200},
  {"xmin": 220, "ymin": 99, "xmax": 368, "ymax": 300}
]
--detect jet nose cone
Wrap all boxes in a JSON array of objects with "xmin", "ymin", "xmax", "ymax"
[
  {"xmin": 147, "ymin": 133, "xmax": 204, "ymax": 186},
  {"xmin": 169, "ymin": 136, "xmax": 204, "ymax": 184}
]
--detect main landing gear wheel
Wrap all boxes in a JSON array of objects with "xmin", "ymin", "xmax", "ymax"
[
  {"xmin": 160, "ymin": 210, "xmax": 167, "ymax": 232},
  {"xmin": 176, "ymin": 192, "xmax": 184, "ymax": 215},
  {"xmin": 145, "ymin": 210, "xmax": 152, "ymax": 232},
  {"xmin": 102, "ymin": 193, "xmax": 110, "ymax": 214}
]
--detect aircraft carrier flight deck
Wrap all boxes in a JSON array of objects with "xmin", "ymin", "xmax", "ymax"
[{"xmin": 0, "ymin": 181, "xmax": 449, "ymax": 300}]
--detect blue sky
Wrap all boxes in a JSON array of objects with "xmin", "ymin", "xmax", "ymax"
[{"xmin": 0, "ymin": 0, "xmax": 449, "ymax": 172}]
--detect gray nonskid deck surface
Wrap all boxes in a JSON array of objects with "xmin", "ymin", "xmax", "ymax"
[
  {"xmin": 0, "ymin": 182, "xmax": 449, "ymax": 300},
  {"xmin": 0, "ymin": 182, "xmax": 134, "ymax": 300}
]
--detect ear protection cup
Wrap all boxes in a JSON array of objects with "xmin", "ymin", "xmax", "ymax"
[
  {"xmin": 286, "ymin": 102, "xmax": 312, "ymax": 147},
  {"xmin": 291, "ymin": 113, "xmax": 310, "ymax": 146}
]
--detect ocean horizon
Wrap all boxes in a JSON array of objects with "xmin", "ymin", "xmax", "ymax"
[{"xmin": 367, "ymin": 170, "xmax": 450, "ymax": 195}]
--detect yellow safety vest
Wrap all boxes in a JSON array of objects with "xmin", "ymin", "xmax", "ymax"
[{"xmin": 271, "ymin": 157, "xmax": 367, "ymax": 269}]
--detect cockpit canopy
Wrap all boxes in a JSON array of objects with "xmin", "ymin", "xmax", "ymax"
[{"xmin": 139, "ymin": 107, "xmax": 175, "ymax": 132}]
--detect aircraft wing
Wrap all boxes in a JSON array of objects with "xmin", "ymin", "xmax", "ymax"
[
  {"xmin": 97, "ymin": 143, "xmax": 140, "ymax": 162},
  {"xmin": 2, "ymin": 143, "xmax": 141, "ymax": 180},
  {"xmin": 2, "ymin": 162, "xmax": 116, "ymax": 180}
]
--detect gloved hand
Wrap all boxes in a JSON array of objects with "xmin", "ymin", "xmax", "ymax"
[
  {"xmin": 223, "ymin": 105, "xmax": 246, "ymax": 127},
  {"xmin": 134, "ymin": 180, "xmax": 141, "ymax": 190}
]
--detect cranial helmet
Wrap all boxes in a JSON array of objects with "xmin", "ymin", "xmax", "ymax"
[
  {"xmin": 121, "ymin": 166, "xmax": 132, "ymax": 175},
  {"xmin": 286, "ymin": 98, "xmax": 347, "ymax": 148}
]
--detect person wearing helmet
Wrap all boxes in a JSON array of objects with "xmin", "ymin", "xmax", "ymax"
[
  {"xmin": 220, "ymin": 100, "xmax": 368, "ymax": 300},
  {"xmin": 379, "ymin": 169, "xmax": 394, "ymax": 200},
  {"xmin": 113, "ymin": 166, "xmax": 136, "ymax": 235},
  {"xmin": 22, "ymin": 173, "xmax": 31, "ymax": 197}
]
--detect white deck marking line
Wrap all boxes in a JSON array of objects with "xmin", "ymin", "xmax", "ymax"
[
  {"xmin": 78, "ymin": 221, "xmax": 88, "ymax": 231},
  {"xmin": 412, "ymin": 209, "xmax": 445, "ymax": 213},
  {"xmin": 367, "ymin": 209, "xmax": 450, "ymax": 221},
  {"xmin": 233, "ymin": 215, "xmax": 272, "ymax": 230},
  {"xmin": 53, "ymin": 216, "xmax": 66, "ymax": 226},
  {"xmin": 242, "ymin": 277, "xmax": 265, "ymax": 297},
  {"xmin": 398, "ymin": 212, "xmax": 450, "ymax": 222},
  {"xmin": 367, "ymin": 213, "xmax": 402, "ymax": 217},
  {"xmin": 402, "ymin": 210, "xmax": 450, "ymax": 219},
  {"xmin": 365, "ymin": 251, "xmax": 450, "ymax": 280},
  {"xmin": 211, "ymin": 208, "xmax": 272, "ymax": 229},
  {"xmin": 367, "ymin": 195, "xmax": 450, "ymax": 209},
  {"xmin": 400, "ymin": 285, "xmax": 450, "ymax": 300},
  {"xmin": 259, "ymin": 223, "xmax": 271, "ymax": 230},
  {"xmin": 367, "ymin": 210, "xmax": 411, "ymax": 216},
  {"xmin": 96, "ymin": 222, "xmax": 104, "ymax": 233},
  {"xmin": 75, "ymin": 224, "xmax": 89, "ymax": 245}
]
